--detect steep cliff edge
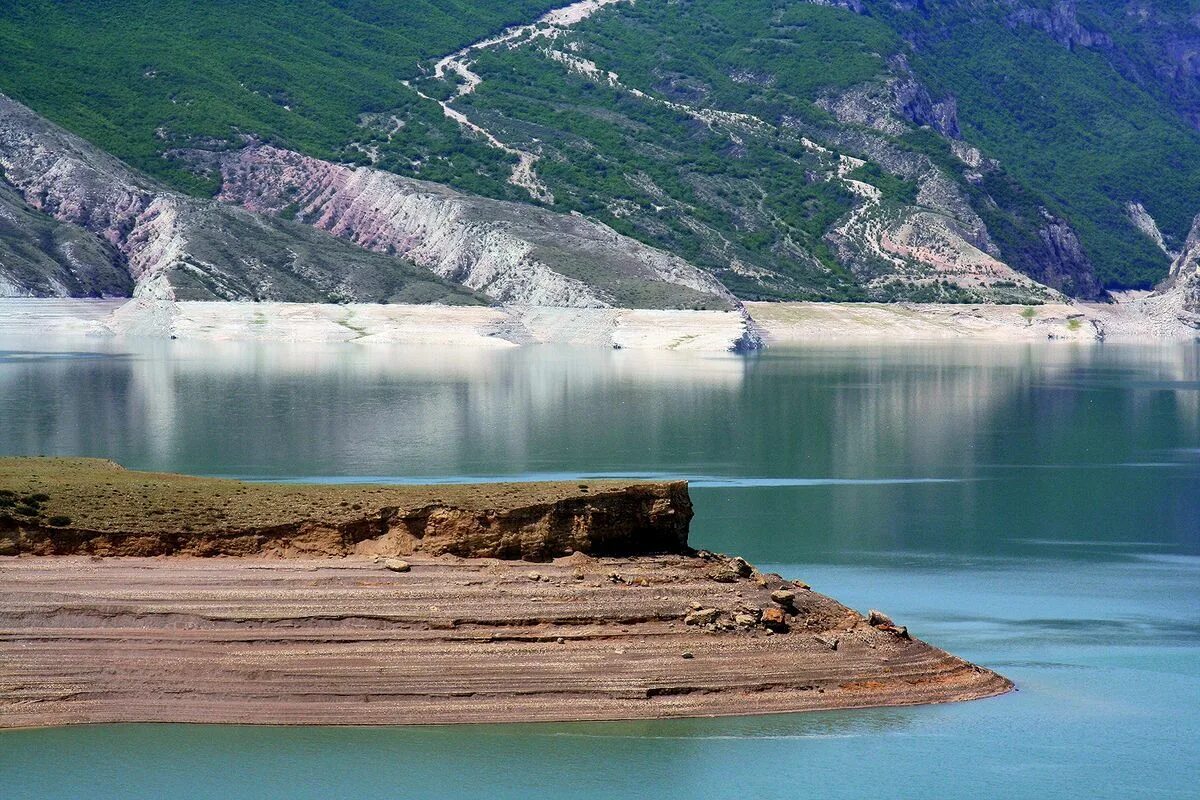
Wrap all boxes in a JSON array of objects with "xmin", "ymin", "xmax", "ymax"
[{"xmin": 0, "ymin": 458, "xmax": 691, "ymax": 560}]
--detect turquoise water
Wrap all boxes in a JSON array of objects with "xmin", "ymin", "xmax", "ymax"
[{"xmin": 1, "ymin": 340, "xmax": 1198, "ymax": 798}]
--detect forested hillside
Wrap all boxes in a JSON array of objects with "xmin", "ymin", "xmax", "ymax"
[
  {"xmin": 0, "ymin": 0, "xmax": 562, "ymax": 196},
  {"xmin": 3, "ymin": 0, "xmax": 1200, "ymax": 302}
]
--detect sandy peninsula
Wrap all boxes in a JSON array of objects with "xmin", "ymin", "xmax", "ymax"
[{"xmin": 0, "ymin": 458, "xmax": 1010, "ymax": 728}]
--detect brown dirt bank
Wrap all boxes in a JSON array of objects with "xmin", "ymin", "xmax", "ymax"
[
  {"xmin": 0, "ymin": 555, "xmax": 1011, "ymax": 728},
  {"xmin": 0, "ymin": 458, "xmax": 690, "ymax": 560},
  {"xmin": 0, "ymin": 459, "xmax": 1012, "ymax": 727}
]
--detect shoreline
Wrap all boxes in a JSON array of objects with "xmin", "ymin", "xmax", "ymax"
[
  {"xmin": 0, "ymin": 298, "xmax": 760, "ymax": 351},
  {"xmin": 1, "ymin": 296, "xmax": 1193, "ymax": 353},
  {"xmin": 0, "ymin": 458, "xmax": 1011, "ymax": 728},
  {"xmin": 1, "ymin": 685, "xmax": 1014, "ymax": 733}
]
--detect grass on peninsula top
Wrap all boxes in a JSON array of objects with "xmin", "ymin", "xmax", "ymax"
[{"xmin": 0, "ymin": 458, "xmax": 658, "ymax": 534}]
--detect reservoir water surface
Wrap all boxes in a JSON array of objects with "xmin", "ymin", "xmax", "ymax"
[{"xmin": 1, "ymin": 339, "xmax": 1197, "ymax": 799}]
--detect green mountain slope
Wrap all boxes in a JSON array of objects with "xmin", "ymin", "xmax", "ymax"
[
  {"xmin": 0, "ymin": 0, "xmax": 561, "ymax": 197},
  {"xmin": 2, "ymin": 0, "xmax": 1199, "ymax": 298},
  {"xmin": 866, "ymin": 0, "xmax": 1200, "ymax": 289}
]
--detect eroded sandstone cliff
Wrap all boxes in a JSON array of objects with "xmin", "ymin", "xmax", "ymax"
[{"xmin": 0, "ymin": 458, "xmax": 691, "ymax": 561}]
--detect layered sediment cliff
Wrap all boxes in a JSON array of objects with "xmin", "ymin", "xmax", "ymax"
[
  {"xmin": 0, "ymin": 459, "xmax": 690, "ymax": 560},
  {"xmin": 0, "ymin": 458, "xmax": 1012, "ymax": 727}
]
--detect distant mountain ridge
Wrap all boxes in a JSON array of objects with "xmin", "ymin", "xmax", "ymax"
[{"xmin": 0, "ymin": 0, "xmax": 1199, "ymax": 314}]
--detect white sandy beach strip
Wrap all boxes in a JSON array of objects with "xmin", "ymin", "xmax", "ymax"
[
  {"xmin": 1, "ymin": 297, "xmax": 1194, "ymax": 350},
  {"xmin": 746, "ymin": 300, "xmax": 1198, "ymax": 343},
  {"xmin": 0, "ymin": 299, "xmax": 758, "ymax": 351}
]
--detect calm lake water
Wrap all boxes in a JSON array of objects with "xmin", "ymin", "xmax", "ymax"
[{"xmin": 1, "ymin": 338, "xmax": 1198, "ymax": 799}]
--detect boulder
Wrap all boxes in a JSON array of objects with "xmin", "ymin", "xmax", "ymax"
[
  {"xmin": 760, "ymin": 607, "xmax": 789, "ymax": 632},
  {"xmin": 815, "ymin": 634, "xmax": 839, "ymax": 651},
  {"xmin": 728, "ymin": 556, "xmax": 752, "ymax": 577},
  {"xmin": 770, "ymin": 589, "xmax": 797, "ymax": 607},
  {"xmin": 707, "ymin": 568, "xmax": 739, "ymax": 583},
  {"xmin": 868, "ymin": 609, "xmax": 894, "ymax": 628},
  {"xmin": 383, "ymin": 558, "xmax": 411, "ymax": 573},
  {"xmin": 684, "ymin": 607, "xmax": 720, "ymax": 626}
]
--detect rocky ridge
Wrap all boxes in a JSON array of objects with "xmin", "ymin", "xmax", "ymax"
[
  {"xmin": 1165, "ymin": 214, "xmax": 1200, "ymax": 315},
  {"xmin": 212, "ymin": 144, "xmax": 737, "ymax": 309},
  {"xmin": 0, "ymin": 93, "xmax": 733, "ymax": 309},
  {"xmin": 0, "ymin": 95, "xmax": 478, "ymax": 304}
]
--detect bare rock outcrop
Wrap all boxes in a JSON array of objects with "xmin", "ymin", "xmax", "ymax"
[
  {"xmin": 0, "ymin": 458, "xmax": 692, "ymax": 561},
  {"xmin": 1163, "ymin": 213, "xmax": 1200, "ymax": 315},
  {"xmin": 212, "ymin": 144, "xmax": 739, "ymax": 310},
  {"xmin": 1007, "ymin": 0, "xmax": 1113, "ymax": 51},
  {"xmin": 817, "ymin": 56, "xmax": 960, "ymax": 140},
  {"xmin": 0, "ymin": 94, "xmax": 478, "ymax": 304},
  {"xmin": 1029, "ymin": 210, "xmax": 1106, "ymax": 299}
]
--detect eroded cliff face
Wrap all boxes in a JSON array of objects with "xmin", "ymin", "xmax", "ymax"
[
  {"xmin": 0, "ymin": 459, "xmax": 693, "ymax": 561},
  {"xmin": 0, "ymin": 181, "xmax": 131, "ymax": 297},
  {"xmin": 212, "ymin": 144, "xmax": 738, "ymax": 310},
  {"xmin": 0, "ymin": 93, "xmax": 736, "ymax": 309},
  {"xmin": 1165, "ymin": 214, "xmax": 1200, "ymax": 315},
  {"xmin": 0, "ymin": 94, "xmax": 480, "ymax": 304},
  {"xmin": 380, "ymin": 482, "xmax": 693, "ymax": 560}
]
